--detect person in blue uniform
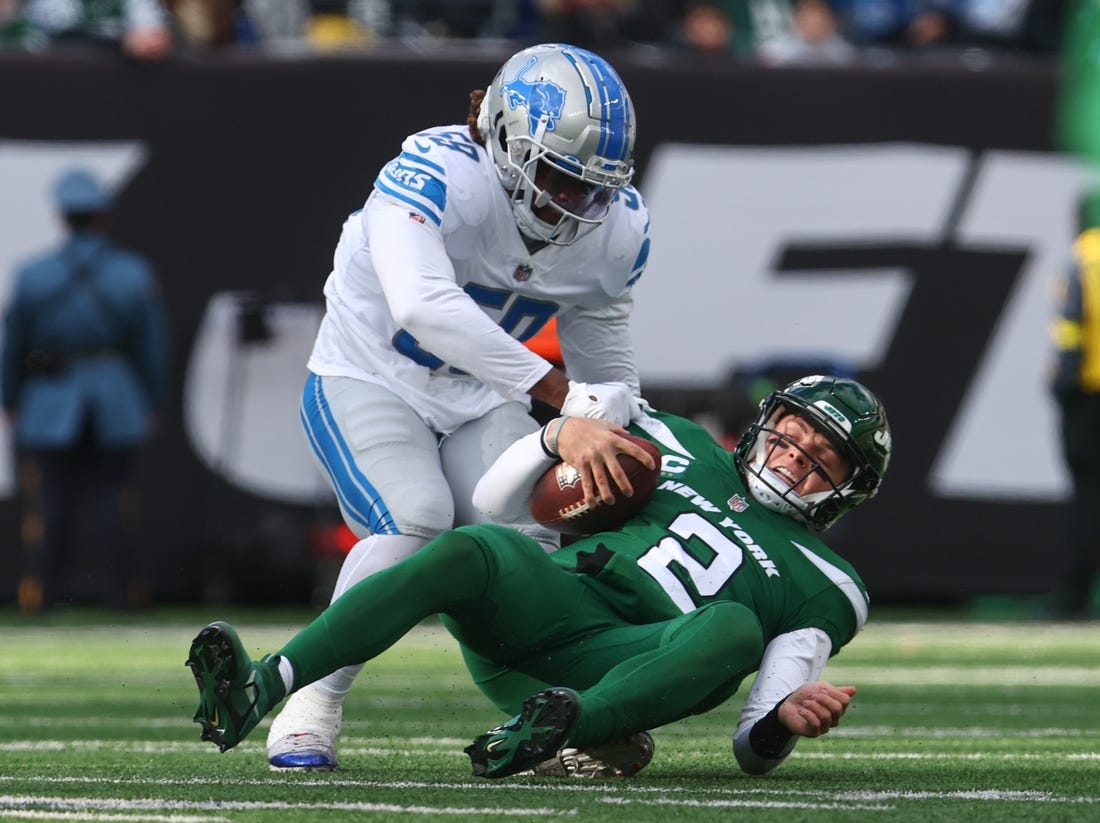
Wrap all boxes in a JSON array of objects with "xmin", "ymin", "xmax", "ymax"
[{"xmin": 2, "ymin": 167, "xmax": 171, "ymax": 613}]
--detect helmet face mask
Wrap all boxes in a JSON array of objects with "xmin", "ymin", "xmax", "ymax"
[
  {"xmin": 509, "ymin": 153, "xmax": 615, "ymax": 244},
  {"xmin": 479, "ymin": 44, "xmax": 636, "ymax": 245},
  {"xmin": 734, "ymin": 375, "xmax": 892, "ymax": 531}
]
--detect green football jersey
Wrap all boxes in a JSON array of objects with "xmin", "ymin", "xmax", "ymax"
[{"xmin": 550, "ymin": 411, "xmax": 869, "ymax": 655}]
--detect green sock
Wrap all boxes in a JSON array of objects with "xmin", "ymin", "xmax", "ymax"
[{"xmin": 277, "ymin": 531, "xmax": 492, "ymax": 689}]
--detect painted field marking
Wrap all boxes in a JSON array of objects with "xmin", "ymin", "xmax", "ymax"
[
  {"xmin": 2, "ymin": 776, "xmax": 1097, "ymax": 805},
  {"xmin": 0, "ymin": 795, "xmax": 568, "ymax": 818}
]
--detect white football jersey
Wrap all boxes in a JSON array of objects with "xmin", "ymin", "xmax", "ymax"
[{"xmin": 308, "ymin": 124, "xmax": 651, "ymax": 434}]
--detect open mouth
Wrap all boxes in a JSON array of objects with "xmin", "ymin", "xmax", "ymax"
[{"xmin": 770, "ymin": 465, "xmax": 800, "ymax": 490}]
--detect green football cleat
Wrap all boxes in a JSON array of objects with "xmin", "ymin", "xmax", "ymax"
[
  {"xmin": 186, "ymin": 621, "xmax": 284, "ymax": 753},
  {"xmin": 465, "ymin": 688, "xmax": 580, "ymax": 779}
]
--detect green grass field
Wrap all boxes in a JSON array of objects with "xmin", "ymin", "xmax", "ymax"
[{"xmin": 0, "ymin": 607, "xmax": 1097, "ymax": 821}]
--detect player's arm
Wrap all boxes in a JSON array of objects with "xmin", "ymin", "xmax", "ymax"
[
  {"xmin": 368, "ymin": 200, "xmax": 636, "ymax": 423},
  {"xmin": 473, "ymin": 417, "xmax": 656, "ymax": 519},
  {"xmin": 732, "ymin": 628, "xmax": 855, "ymax": 775},
  {"xmin": 529, "ymin": 294, "xmax": 644, "ymax": 419},
  {"xmin": 531, "ymin": 295, "xmax": 645, "ymax": 425},
  {"xmin": 367, "ymin": 199, "xmax": 555, "ymax": 402},
  {"xmin": 476, "ymin": 335, "xmax": 636, "ymax": 422},
  {"xmin": 553, "ymin": 191, "xmax": 648, "ymax": 398},
  {"xmin": 527, "ymin": 368, "xmax": 571, "ymax": 410},
  {"xmin": 556, "ymin": 295, "xmax": 640, "ymax": 395}
]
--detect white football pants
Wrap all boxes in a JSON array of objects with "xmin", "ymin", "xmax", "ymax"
[{"xmin": 299, "ymin": 374, "xmax": 558, "ymax": 699}]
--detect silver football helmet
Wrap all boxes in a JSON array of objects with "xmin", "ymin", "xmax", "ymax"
[{"xmin": 477, "ymin": 43, "xmax": 636, "ymax": 245}]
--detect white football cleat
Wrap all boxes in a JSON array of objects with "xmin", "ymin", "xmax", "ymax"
[
  {"xmin": 265, "ymin": 684, "xmax": 344, "ymax": 770},
  {"xmin": 524, "ymin": 731, "xmax": 655, "ymax": 778}
]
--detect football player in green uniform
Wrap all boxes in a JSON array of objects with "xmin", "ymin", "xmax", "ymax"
[{"xmin": 187, "ymin": 374, "xmax": 891, "ymax": 778}]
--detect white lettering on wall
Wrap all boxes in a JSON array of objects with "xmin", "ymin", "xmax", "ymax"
[{"xmin": 637, "ymin": 144, "xmax": 1089, "ymax": 500}]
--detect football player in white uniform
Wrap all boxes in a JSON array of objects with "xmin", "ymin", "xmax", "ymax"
[{"xmin": 267, "ymin": 43, "xmax": 652, "ymax": 770}]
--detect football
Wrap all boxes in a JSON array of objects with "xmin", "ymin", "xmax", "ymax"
[{"xmin": 529, "ymin": 434, "xmax": 662, "ymax": 535}]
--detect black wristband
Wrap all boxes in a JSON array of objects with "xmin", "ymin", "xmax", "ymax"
[
  {"xmin": 539, "ymin": 422, "xmax": 558, "ymax": 458},
  {"xmin": 748, "ymin": 695, "xmax": 795, "ymax": 760}
]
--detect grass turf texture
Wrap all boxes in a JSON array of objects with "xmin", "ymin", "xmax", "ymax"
[{"xmin": 0, "ymin": 608, "xmax": 1096, "ymax": 821}]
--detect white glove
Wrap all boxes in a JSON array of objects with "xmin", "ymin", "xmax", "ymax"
[{"xmin": 560, "ymin": 381, "xmax": 640, "ymax": 425}]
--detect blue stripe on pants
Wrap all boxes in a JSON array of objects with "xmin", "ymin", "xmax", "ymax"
[{"xmin": 300, "ymin": 374, "xmax": 399, "ymax": 535}]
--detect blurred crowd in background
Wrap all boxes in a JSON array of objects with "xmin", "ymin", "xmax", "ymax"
[{"xmin": 0, "ymin": 0, "xmax": 1072, "ymax": 64}]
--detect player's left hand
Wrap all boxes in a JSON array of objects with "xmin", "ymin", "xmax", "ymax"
[
  {"xmin": 561, "ymin": 381, "xmax": 641, "ymax": 425},
  {"xmin": 778, "ymin": 682, "xmax": 856, "ymax": 738}
]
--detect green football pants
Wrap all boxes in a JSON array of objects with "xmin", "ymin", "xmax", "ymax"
[{"xmin": 278, "ymin": 523, "xmax": 765, "ymax": 747}]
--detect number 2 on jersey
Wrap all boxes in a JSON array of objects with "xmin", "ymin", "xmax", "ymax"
[{"xmin": 636, "ymin": 513, "xmax": 745, "ymax": 613}]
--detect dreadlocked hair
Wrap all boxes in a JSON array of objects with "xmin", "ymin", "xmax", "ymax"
[{"xmin": 467, "ymin": 88, "xmax": 486, "ymax": 144}]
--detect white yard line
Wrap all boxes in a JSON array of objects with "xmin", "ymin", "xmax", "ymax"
[
  {"xmin": 0, "ymin": 795, "xmax": 567, "ymax": 817},
  {"xmin": 2, "ymin": 776, "xmax": 1097, "ymax": 804}
]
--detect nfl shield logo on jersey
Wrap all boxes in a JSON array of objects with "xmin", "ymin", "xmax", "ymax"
[
  {"xmin": 727, "ymin": 494, "xmax": 749, "ymax": 513},
  {"xmin": 513, "ymin": 263, "xmax": 533, "ymax": 282}
]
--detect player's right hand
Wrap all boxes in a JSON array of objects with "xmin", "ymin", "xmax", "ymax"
[
  {"xmin": 778, "ymin": 682, "xmax": 856, "ymax": 738},
  {"xmin": 560, "ymin": 381, "xmax": 640, "ymax": 425}
]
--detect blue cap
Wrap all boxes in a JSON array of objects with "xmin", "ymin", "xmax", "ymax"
[{"xmin": 54, "ymin": 168, "xmax": 111, "ymax": 213}]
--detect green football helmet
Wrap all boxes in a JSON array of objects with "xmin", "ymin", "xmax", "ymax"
[{"xmin": 734, "ymin": 375, "xmax": 892, "ymax": 531}]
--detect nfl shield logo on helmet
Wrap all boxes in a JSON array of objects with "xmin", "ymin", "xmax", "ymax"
[
  {"xmin": 727, "ymin": 494, "xmax": 749, "ymax": 513},
  {"xmin": 513, "ymin": 263, "xmax": 533, "ymax": 282}
]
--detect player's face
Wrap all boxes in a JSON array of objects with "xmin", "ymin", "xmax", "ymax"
[
  {"xmin": 532, "ymin": 162, "xmax": 608, "ymax": 224},
  {"xmin": 764, "ymin": 413, "xmax": 852, "ymax": 496}
]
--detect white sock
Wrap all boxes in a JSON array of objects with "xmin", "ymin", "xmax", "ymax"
[
  {"xmin": 277, "ymin": 656, "xmax": 295, "ymax": 694},
  {"xmin": 312, "ymin": 534, "xmax": 432, "ymax": 700}
]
